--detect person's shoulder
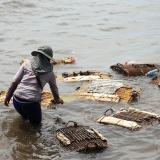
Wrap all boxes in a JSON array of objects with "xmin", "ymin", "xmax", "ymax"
[{"xmin": 21, "ymin": 59, "xmax": 32, "ymax": 69}]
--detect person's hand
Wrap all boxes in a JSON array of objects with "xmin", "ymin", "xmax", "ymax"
[
  {"xmin": 59, "ymin": 98, "xmax": 64, "ymax": 105},
  {"xmin": 4, "ymin": 98, "xmax": 9, "ymax": 107},
  {"xmin": 51, "ymin": 98, "xmax": 64, "ymax": 105}
]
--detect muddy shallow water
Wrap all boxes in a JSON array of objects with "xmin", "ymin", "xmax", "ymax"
[{"xmin": 0, "ymin": 0, "xmax": 160, "ymax": 159}]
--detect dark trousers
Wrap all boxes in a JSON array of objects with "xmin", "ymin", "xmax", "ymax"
[{"xmin": 13, "ymin": 96, "xmax": 42, "ymax": 126}]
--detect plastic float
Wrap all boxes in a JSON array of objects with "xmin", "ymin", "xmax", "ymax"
[
  {"xmin": 96, "ymin": 107, "xmax": 160, "ymax": 130},
  {"xmin": 56, "ymin": 121, "xmax": 108, "ymax": 153},
  {"xmin": 110, "ymin": 63, "xmax": 160, "ymax": 77},
  {"xmin": 73, "ymin": 80, "xmax": 141, "ymax": 103}
]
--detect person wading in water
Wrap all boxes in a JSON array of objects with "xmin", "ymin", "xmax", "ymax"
[{"xmin": 4, "ymin": 45, "xmax": 64, "ymax": 126}]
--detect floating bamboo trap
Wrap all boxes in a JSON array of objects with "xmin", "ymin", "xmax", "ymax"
[
  {"xmin": 110, "ymin": 63, "xmax": 160, "ymax": 77},
  {"xmin": 73, "ymin": 80, "xmax": 141, "ymax": 103},
  {"xmin": 96, "ymin": 107, "xmax": 160, "ymax": 130},
  {"xmin": 60, "ymin": 70, "xmax": 112, "ymax": 82},
  {"xmin": 0, "ymin": 90, "xmax": 58, "ymax": 109},
  {"xmin": 56, "ymin": 121, "xmax": 108, "ymax": 153}
]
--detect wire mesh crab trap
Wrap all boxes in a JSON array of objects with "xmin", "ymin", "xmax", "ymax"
[
  {"xmin": 56, "ymin": 121, "xmax": 108, "ymax": 153},
  {"xmin": 74, "ymin": 79, "xmax": 141, "ymax": 104},
  {"xmin": 110, "ymin": 63, "xmax": 160, "ymax": 77},
  {"xmin": 60, "ymin": 70, "xmax": 112, "ymax": 82},
  {"xmin": 97, "ymin": 107, "xmax": 160, "ymax": 130}
]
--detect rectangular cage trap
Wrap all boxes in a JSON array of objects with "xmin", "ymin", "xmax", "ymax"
[
  {"xmin": 110, "ymin": 63, "xmax": 160, "ymax": 77},
  {"xmin": 74, "ymin": 80, "xmax": 141, "ymax": 104},
  {"xmin": 97, "ymin": 107, "xmax": 160, "ymax": 130},
  {"xmin": 56, "ymin": 121, "xmax": 108, "ymax": 153}
]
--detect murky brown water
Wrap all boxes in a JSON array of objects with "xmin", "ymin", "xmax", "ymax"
[{"xmin": 0, "ymin": 0, "xmax": 160, "ymax": 159}]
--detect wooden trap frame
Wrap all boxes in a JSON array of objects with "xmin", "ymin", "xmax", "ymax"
[
  {"xmin": 73, "ymin": 80, "xmax": 141, "ymax": 104},
  {"xmin": 97, "ymin": 107, "xmax": 160, "ymax": 130},
  {"xmin": 56, "ymin": 121, "xmax": 108, "ymax": 153},
  {"xmin": 60, "ymin": 70, "xmax": 112, "ymax": 82},
  {"xmin": 110, "ymin": 63, "xmax": 160, "ymax": 77}
]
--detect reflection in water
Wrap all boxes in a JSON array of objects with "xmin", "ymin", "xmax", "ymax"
[
  {"xmin": 1, "ymin": 110, "xmax": 65, "ymax": 160},
  {"xmin": 0, "ymin": 0, "xmax": 160, "ymax": 159}
]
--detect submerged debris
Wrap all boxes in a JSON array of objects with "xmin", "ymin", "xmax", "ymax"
[
  {"xmin": 150, "ymin": 76, "xmax": 160, "ymax": 87},
  {"xmin": 0, "ymin": 90, "xmax": 12, "ymax": 104},
  {"xmin": 56, "ymin": 121, "xmax": 108, "ymax": 153},
  {"xmin": 97, "ymin": 107, "xmax": 160, "ymax": 130},
  {"xmin": 110, "ymin": 63, "xmax": 160, "ymax": 77},
  {"xmin": 73, "ymin": 80, "xmax": 141, "ymax": 103},
  {"xmin": 56, "ymin": 56, "xmax": 76, "ymax": 64}
]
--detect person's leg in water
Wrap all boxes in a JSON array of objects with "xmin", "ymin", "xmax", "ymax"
[
  {"xmin": 23, "ymin": 102, "xmax": 42, "ymax": 126},
  {"xmin": 13, "ymin": 96, "xmax": 42, "ymax": 126},
  {"xmin": 13, "ymin": 96, "xmax": 28, "ymax": 120}
]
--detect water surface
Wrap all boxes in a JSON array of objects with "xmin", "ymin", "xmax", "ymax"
[{"xmin": 0, "ymin": 0, "xmax": 160, "ymax": 159}]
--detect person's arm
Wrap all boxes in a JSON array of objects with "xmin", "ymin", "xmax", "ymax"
[
  {"xmin": 4, "ymin": 64, "xmax": 24, "ymax": 106},
  {"xmin": 48, "ymin": 72, "xmax": 63, "ymax": 104}
]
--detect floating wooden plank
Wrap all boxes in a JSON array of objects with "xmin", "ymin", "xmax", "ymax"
[
  {"xmin": 64, "ymin": 75, "xmax": 101, "ymax": 82},
  {"xmin": 78, "ymin": 92, "xmax": 120, "ymax": 102},
  {"xmin": 97, "ymin": 116, "xmax": 141, "ymax": 130},
  {"xmin": 110, "ymin": 63, "xmax": 160, "ymax": 77}
]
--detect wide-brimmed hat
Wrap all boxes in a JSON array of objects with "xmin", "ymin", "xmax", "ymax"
[{"xmin": 31, "ymin": 45, "xmax": 55, "ymax": 62}]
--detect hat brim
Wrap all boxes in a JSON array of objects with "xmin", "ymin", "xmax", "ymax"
[{"xmin": 31, "ymin": 50, "xmax": 56, "ymax": 62}]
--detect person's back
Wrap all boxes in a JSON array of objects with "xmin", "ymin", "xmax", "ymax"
[{"xmin": 4, "ymin": 45, "xmax": 63, "ymax": 126}]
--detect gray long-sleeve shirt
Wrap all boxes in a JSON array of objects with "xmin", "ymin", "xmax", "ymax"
[{"xmin": 6, "ymin": 60, "xmax": 61, "ymax": 102}]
